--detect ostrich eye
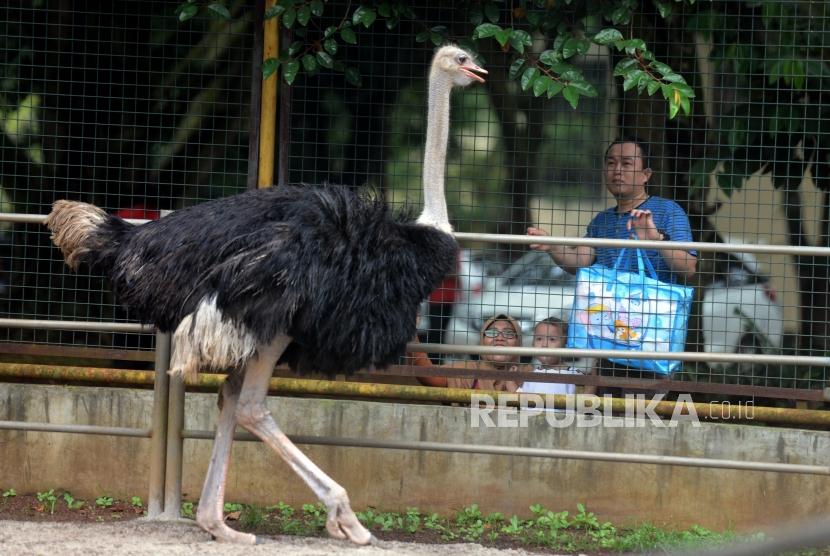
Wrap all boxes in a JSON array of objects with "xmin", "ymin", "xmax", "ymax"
[{"xmin": 458, "ymin": 55, "xmax": 468, "ymax": 64}]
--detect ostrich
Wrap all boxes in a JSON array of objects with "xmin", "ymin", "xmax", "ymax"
[{"xmin": 45, "ymin": 46, "xmax": 486, "ymax": 545}]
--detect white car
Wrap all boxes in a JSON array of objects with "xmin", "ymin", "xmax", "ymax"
[
  {"xmin": 443, "ymin": 250, "xmax": 576, "ymax": 349},
  {"xmin": 700, "ymin": 251, "xmax": 783, "ymax": 368}
]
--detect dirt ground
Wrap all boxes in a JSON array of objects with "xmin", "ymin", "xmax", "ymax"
[{"xmin": 0, "ymin": 519, "xmax": 550, "ymax": 556}]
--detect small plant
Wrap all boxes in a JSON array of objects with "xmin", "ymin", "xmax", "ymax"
[
  {"xmin": 130, "ymin": 496, "xmax": 143, "ymax": 508},
  {"xmin": 301, "ymin": 502, "xmax": 326, "ymax": 530},
  {"xmin": 63, "ymin": 492, "xmax": 84, "ymax": 510},
  {"xmin": 224, "ymin": 502, "xmax": 244, "ymax": 514},
  {"xmin": 95, "ymin": 495, "xmax": 114, "ymax": 508},
  {"xmin": 2, "ymin": 488, "xmax": 16, "ymax": 498},
  {"xmin": 36, "ymin": 489, "xmax": 58, "ymax": 514},
  {"xmin": 180, "ymin": 501, "xmax": 195, "ymax": 518},
  {"xmin": 240, "ymin": 505, "xmax": 265, "ymax": 529}
]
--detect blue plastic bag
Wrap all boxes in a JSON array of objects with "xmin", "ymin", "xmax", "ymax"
[{"xmin": 566, "ymin": 247, "xmax": 694, "ymax": 375}]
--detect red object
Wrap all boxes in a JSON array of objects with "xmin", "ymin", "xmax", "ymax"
[
  {"xmin": 115, "ymin": 204, "xmax": 160, "ymax": 221},
  {"xmin": 429, "ymin": 274, "xmax": 458, "ymax": 304}
]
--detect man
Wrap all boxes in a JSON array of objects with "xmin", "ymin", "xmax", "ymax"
[
  {"xmin": 528, "ymin": 137, "xmax": 696, "ymax": 283},
  {"xmin": 527, "ymin": 137, "xmax": 696, "ymax": 391}
]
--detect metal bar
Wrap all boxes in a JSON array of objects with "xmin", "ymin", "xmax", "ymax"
[
  {"xmin": 161, "ymin": 372, "xmax": 186, "ymax": 519},
  {"xmin": 2, "ymin": 363, "xmax": 828, "ymax": 426},
  {"xmin": 373, "ymin": 366, "xmax": 827, "ymax": 402},
  {"xmin": 147, "ymin": 332, "xmax": 171, "ymax": 518},
  {"xmin": 0, "ymin": 318, "xmax": 151, "ymax": 333},
  {"xmin": 1, "ymin": 325, "xmax": 826, "ymax": 366},
  {"xmin": 453, "ymin": 231, "xmax": 830, "ymax": 256},
  {"xmin": 0, "ymin": 342, "xmax": 154, "ymax": 362},
  {"xmin": 2, "ymin": 213, "xmax": 147, "ymax": 225},
  {"xmin": 415, "ymin": 343, "xmax": 830, "ymax": 367},
  {"xmin": 179, "ymin": 430, "xmax": 830, "ymax": 476},
  {"xmin": 0, "ymin": 363, "xmax": 156, "ymax": 385},
  {"xmin": 246, "ymin": 0, "xmax": 264, "ymax": 190},
  {"xmin": 5, "ymin": 212, "xmax": 830, "ymax": 256},
  {"xmin": 257, "ymin": 0, "xmax": 278, "ymax": 188},
  {"xmin": 0, "ymin": 420, "xmax": 151, "ymax": 438}
]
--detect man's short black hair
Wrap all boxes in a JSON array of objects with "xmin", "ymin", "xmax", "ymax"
[{"xmin": 606, "ymin": 135, "xmax": 651, "ymax": 171}]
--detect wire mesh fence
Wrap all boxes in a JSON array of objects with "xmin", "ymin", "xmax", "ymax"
[{"xmin": 0, "ymin": 1, "xmax": 828, "ymax": 400}]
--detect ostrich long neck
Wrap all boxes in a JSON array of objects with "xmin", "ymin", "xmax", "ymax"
[{"xmin": 418, "ymin": 68, "xmax": 453, "ymax": 232}]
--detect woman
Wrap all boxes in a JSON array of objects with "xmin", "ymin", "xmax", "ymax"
[{"xmin": 408, "ymin": 313, "xmax": 528, "ymax": 392}]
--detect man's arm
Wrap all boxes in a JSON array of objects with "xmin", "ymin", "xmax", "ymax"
[
  {"xmin": 527, "ymin": 227, "xmax": 596, "ymax": 274},
  {"xmin": 628, "ymin": 209, "xmax": 696, "ymax": 279}
]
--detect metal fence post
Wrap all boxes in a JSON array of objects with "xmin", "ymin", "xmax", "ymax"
[
  {"xmin": 146, "ymin": 331, "xmax": 171, "ymax": 518},
  {"xmin": 160, "ymin": 367, "xmax": 186, "ymax": 519}
]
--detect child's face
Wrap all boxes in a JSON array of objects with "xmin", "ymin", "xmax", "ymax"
[{"xmin": 533, "ymin": 323, "xmax": 564, "ymax": 366}]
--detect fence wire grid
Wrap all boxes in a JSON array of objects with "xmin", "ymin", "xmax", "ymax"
[{"xmin": 1, "ymin": 0, "xmax": 828, "ymax": 400}]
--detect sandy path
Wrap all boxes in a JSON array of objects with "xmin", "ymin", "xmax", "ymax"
[{"xmin": 0, "ymin": 519, "xmax": 543, "ymax": 556}]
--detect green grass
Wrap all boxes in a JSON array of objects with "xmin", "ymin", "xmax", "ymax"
[{"xmin": 185, "ymin": 500, "xmax": 769, "ymax": 553}]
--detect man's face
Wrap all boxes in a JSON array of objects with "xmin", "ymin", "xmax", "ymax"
[
  {"xmin": 533, "ymin": 323, "xmax": 564, "ymax": 366},
  {"xmin": 604, "ymin": 142, "xmax": 652, "ymax": 201}
]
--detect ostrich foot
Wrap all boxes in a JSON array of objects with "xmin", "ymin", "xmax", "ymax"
[
  {"xmin": 324, "ymin": 493, "xmax": 373, "ymax": 545},
  {"xmin": 196, "ymin": 513, "xmax": 257, "ymax": 545}
]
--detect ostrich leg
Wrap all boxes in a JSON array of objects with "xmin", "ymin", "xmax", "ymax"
[
  {"xmin": 234, "ymin": 336, "xmax": 373, "ymax": 545},
  {"xmin": 195, "ymin": 375, "xmax": 256, "ymax": 544}
]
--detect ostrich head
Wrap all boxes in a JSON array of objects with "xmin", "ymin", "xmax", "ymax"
[
  {"xmin": 418, "ymin": 46, "xmax": 487, "ymax": 234},
  {"xmin": 431, "ymin": 45, "xmax": 488, "ymax": 87}
]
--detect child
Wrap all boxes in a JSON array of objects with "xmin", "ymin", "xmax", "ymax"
[{"xmin": 518, "ymin": 317, "xmax": 587, "ymax": 398}]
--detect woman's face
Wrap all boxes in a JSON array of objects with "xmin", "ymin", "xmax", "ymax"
[{"xmin": 481, "ymin": 319, "xmax": 519, "ymax": 364}]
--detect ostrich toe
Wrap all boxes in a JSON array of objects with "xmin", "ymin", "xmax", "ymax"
[{"xmin": 325, "ymin": 501, "xmax": 372, "ymax": 545}]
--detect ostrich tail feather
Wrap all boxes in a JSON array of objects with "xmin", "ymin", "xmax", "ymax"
[{"xmin": 45, "ymin": 200, "xmax": 130, "ymax": 272}]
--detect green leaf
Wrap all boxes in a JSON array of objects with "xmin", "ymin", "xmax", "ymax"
[
  {"xmin": 509, "ymin": 30, "xmax": 532, "ymax": 54},
  {"xmin": 562, "ymin": 37, "xmax": 580, "ymax": 59},
  {"xmin": 494, "ymin": 29, "xmax": 510, "ymax": 47},
  {"xmin": 288, "ymin": 41, "xmax": 303, "ymax": 56},
  {"xmin": 546, "ymin": 80, "xmax": 564, "ymax": 99},
  {"xmin": 562, "ymin": 86, "xmax": 580, "ymax": 109},
  {"xmin": 301, "ymin": 53, "xmax": 317, "ymax": 72},
  {"xmin": 316, "ymin": 51, "xmax": 334, "ymax": 69},
  {"xmin": 177, "ymin": 3, "xmax": 198, "ymax": 22},
  {"xmin": 484, "ymin": 2, "xmax": 500, "ymax": 23},
  {"xmin": 469, "ymin": 7, "xmax": 483, "ymax": 26},
  {"xmin": 283, "ymin": 59, "xmax": 300, "ymax": 85},
  {"xmin": 353, "ymin": 6, "xmax": 376, "ymax": 28},
  {"xmin": 377, "ymin": 2, "xmax": 392, "ymax": 17},
  {"xmin": 646, "ymin": 80, "xmax": 660, "ymax": 96},
  {"xmin": 539, "ymin": 50, "xmax": 558, "ymax": 67},
  {"xmin": 613, "ymin": 58, "xmax": 638, "ymax": 76},
  {"xmin": 653, "ymin": 0, "xmax": 672, "ymax": 19},
  {"xmin": 340, "ymin": 27, "xmax": 357, "ymax": 45},
  {"xmin": 520, "ymin": 67, "xmax": 540, "ymax": 91},
  {"xmin": 568, "ymin": 79, "xmax": 598, "ymax": 97},
  {"xmin": 262, "ymin": 57, "xmax": 279, "ymax": 80},
  {"xmin": 508, "ymin": 58, "xmax": 526, "ymax": 80},
  {"xmin": 415, "ymin": 30, "xmax": 429, "ymax": 43},
  {"xmin": 668, "ymin": 99, "xmax": 679, "ymax": 119},
  {"xmin": 623, "ymin": 69, "xmax": 645, "ymax": 92},
  {"xmin": 310, "ymin": 0, "xmax": 324, "ymax": 17},
  {"xmin": 283, "ymin": 7, "xmax": 296, "ymax": 28},
  {"xmin": 264, "ymin": 5, "xmax": 285, "ymax": 19},
  {"xmin": 593, "ymin": 28, "xmax": 623, "ymax": 45},
  {"xmin": 473, "ymin": 23, "xmax": 502, "ymax": 39},
  {"xmin": 324, "ymin": 38, "xmax": 337, "ymax": 55},
  {"xmin": 430, "ymin": 31, "xmax": 444, "ymax": 46},
  {"xmin": 533, "ymin": 76, "xmax": 549, "ymax": 97},
  {"xmin": 297, "ymin": 5, "xmax": 311, "ymax": 26},
  {"xmin": 344, "ymin": 66, "xmax": 362, "ymax": 86},
  {"xmin": 207, "ymin": 3, "xmax": 231, "ymax": 20},
  {"xmin": 323, "ymin": 26, "xmax": 337, "ymax": 38}
]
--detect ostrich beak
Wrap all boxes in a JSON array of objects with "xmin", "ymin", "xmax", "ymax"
[{"xmin": 461, "ymin": 63, "xmax": 488, "ymax": 83}]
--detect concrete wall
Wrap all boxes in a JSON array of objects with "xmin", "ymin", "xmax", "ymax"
[{"xmin": 1, "ymin": 382, "xmax": 828, "ymax": 531}]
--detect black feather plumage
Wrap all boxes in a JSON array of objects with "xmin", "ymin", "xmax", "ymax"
[{"xmin": 70, "ymin": 185, "xmax": 457, "ymax": 374}]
